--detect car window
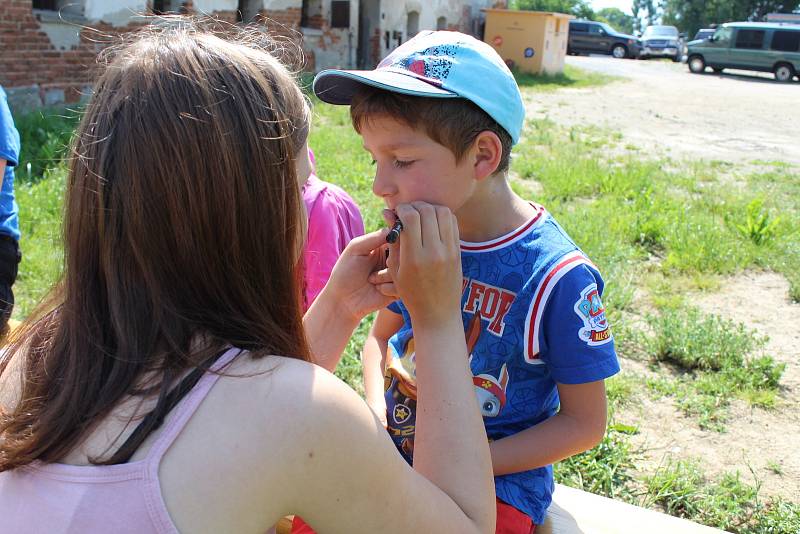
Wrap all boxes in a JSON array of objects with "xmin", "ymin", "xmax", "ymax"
[
  {"xmin": 570, "ymin": 22, "xmax": 588, "ymax": 32},
  {"xmin": 771, "ymin": 30, "xmax": 800, "ymax": 52},
  {"xmin": 598, "ymin": 23, "xmax": 615, "ymax": 34},
  {"xmin": 589, "ymin": 24, "xmax": 604, "ymax": 35},
  {"xmin": 643, "ymin": 26, "xmax": 678, "ymax": 39},
  {"xmin": 734, "ymin": 29, "xmax": 765, "ymax": 49},
  {"xmin": 713, "ymin": 27, "xmax": 733, "ymax": 45}
]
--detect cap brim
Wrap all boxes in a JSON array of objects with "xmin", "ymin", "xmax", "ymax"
[{"xmin": 313, "ymin": 69, "xmax": 458, "ymax": 105}]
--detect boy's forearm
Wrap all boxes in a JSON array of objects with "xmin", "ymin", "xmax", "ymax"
[
  {"xmin": 489, "ymin": 411, "xmax": 606, "ymax": 476},
  {"xmin": 362, "ymin": 334, "xmax": 388, "ymax": 409}
]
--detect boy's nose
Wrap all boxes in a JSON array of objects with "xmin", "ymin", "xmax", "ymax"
[{"xmin": 372, "ymin": 168, "xmax": 397, "ymax": 199}]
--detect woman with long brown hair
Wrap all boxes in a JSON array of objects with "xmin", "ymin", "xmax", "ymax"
[{"xmin": 0, "ymin": 23, "xmax": 495, "ymax": 533}]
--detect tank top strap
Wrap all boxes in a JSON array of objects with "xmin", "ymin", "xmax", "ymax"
[{"xmin": 144, "ymin": 347, "xmax": 243, "ymax": 467}]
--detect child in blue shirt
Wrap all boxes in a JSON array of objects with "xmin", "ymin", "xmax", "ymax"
[
  {"xmin": 314, "ymin": 31, "xmax": 620, "ymax": 532},
  {"xmin": 0, "ymin": 86, "xmax": 21, "ymax": 336}
]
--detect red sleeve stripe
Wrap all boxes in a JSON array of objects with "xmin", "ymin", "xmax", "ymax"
[{"xmin": 523, "ymin": 251, "xmax": 594, "ymax": 363}]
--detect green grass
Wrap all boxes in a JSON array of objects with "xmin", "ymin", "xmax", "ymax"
[
  {"xmin": 513, "ymin": 65, "xmax": 619, "ymax": 90},
  {"xmin": 642, "ymin": 306, "xmax": 784, "ymax": 430},
  {"xmin": 14, "ymin": 107, "xmax": 81, "ymax": 184},
  {"xmin": 644, "ymin": 460, "xmax": 800, "ymax": 533},
  {"xmin": 554, "ymin": 420, "xmax": 638, "ymax": 501},
  {"xmin": 13, "ymin": 164, "xmax": 67, "ymax": 319}
]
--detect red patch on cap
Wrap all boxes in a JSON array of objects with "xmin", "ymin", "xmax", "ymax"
[{"xmin": 408, "ymin": 60, "xmax": 426, "ymax": 76}]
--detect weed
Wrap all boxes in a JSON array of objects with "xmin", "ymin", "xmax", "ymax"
[
  {"xmin": 644, "ymin": 460, "xmax": 800, "ymax": 533},
  {"xmin": 645, "ymin": 306, "xmax": 784, "ymax": 429},
  {"xmin": 646, "ymin": 306, "xmax": 764, "ymax": 372},
  {"xmin": 788, "ymin": 274, "xmax": 800, "ymax": 304},
  {"xmin": 766, "ymin": 461, "xmax": 784, "ymax": 476},
  {"xmin": 606, "ymin": 372, "xmax": 637, "ymax": 408},
  {"xmin": 734, "ymin": 199, "xmax": 781, "ymax": 246},
  {"xmin": 13, "ymin": 107, "xmax": 81, "ymax": 183}
]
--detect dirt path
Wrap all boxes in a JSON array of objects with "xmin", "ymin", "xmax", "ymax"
[
  {"xmin": 616, "ymin": 272, "xmax": 800, "ymax": 502},
  {"xmin": 525, "ymin": 56, "xmax": 800, "ymax": 166}
]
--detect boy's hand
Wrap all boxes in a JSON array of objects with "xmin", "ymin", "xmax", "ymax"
[{"xmin": 367, "ymin": 400, "xmax": 388, "ymax": 428}]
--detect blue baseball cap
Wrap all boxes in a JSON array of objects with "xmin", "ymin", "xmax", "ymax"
[{"xmin": 313, "ymin": 30, "xmax": 525, "ymax": 145}]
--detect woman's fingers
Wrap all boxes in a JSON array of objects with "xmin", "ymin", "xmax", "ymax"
[
  {"xmin": 346, "ymin": 228, "xmax": 390, "ymax": 256},
  {"xmin": 375, "ymin": 282, "xmax": 397, "ymax": 298},
  {"xmin": 369, "ymin": 267, "xmax": 392, "ymax": 285}
]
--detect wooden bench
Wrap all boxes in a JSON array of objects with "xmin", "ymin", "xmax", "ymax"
[
  {"xmin": 538, "ymin": 483, "xmax": 726, "ymax": 533},
  {"xmin": 274, "ymin": 484, "xmax": 726, "ymax": 533}
]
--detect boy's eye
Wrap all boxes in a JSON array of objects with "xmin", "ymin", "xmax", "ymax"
[
  {"xmin": 394, "ymin": 160, "xmax": 415, "ymax": 169},
  {"xmin": 370, "ymin": 159, "xmax": 376, "ymax": 166}
]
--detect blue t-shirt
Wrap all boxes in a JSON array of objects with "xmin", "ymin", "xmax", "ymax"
[
  {"xmin": 383, "ymin": 205, "xmax": 619, "ymax": 524},
  {"xmin": 0, "ymin": 87, "xmax": 20, "ymax": 241}
]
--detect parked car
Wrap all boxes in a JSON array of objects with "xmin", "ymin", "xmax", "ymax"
[
  {"xmin": 686, "ymin": 22, "xmax": 800, "ymax": 82},
  {"xmin": 568, "ymin": 20, "xmax": 641, "ymax": 59},
  {"xmin": 693, "ymin": 28, "xmax": 716, "ymax": 41},
  {"xmin": 639, "ymin": 25, "xmax": 685, "ymax": 61}
]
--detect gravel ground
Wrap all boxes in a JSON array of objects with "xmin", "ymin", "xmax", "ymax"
[{"xmin": 526, "ymin": 55, "xmax": 800, "ymax": 166}]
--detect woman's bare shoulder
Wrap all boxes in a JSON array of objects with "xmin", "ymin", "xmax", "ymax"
[{"xmin": 218, "ymin": 352, "xmax": 373, "ymax": 431}]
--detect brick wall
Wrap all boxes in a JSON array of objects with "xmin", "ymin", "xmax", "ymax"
[
  {"xmin": 0, "ymin": 2, "xmax": 307, "ymax": 112},
  {"xmin": 0, "ymin": 0, "xmax": 150, "ymax": 110}
]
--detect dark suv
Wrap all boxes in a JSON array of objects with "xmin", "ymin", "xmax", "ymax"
[{"xmin": 568, "ymin": 20, "xmax": 641, "ymax": 59}]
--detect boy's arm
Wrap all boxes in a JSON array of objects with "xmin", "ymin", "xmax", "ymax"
[
  {"xmin": 489, "ymin": 379, "xmax": 608, "ymax": 476},
  {"xmin": 362, "ymin": 307, "xmax": 404, "ymax": 424},
  {"xmin": 490, "ymin": 260, "xmax": 618, "ymax": 475}
]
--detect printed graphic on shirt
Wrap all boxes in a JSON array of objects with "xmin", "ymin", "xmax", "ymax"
[
  {"xmin": 462, "ymin": 279, "xmax": 517, "ymax": 336},
  {"xmin": 386, "ymin": 311, "xmax": 512, "ymax": 462},
  {"xmin": 574, "ymin": 283, "xmax": 612, "ymax": 346},
  {"xmin": 473, "ymin": 363, "xmax": 509, "ymax": 417},
  {"xmin": 466, "ymin": 312, "xmax": 510, "ymax": 418}
]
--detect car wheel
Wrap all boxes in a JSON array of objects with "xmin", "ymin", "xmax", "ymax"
[
  {"xmin": 688, "ymin": 55, "xmax": 705, "ymax": 74},
  {"xmin": 611, "ymin": 44, "xmax": 627, "ymax": 59},
  {"xmin": 774, "ymin": 63, "xmax": 794, "ymax": 82}
]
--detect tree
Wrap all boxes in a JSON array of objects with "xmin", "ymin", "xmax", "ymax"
[
  {"xmin": 510, "ymin": 0, "xmax": 595, "ymax": 19},
  {"xmin": 662, "ymin": 0, "xmax": 800, "ymax": 37},
  {"xmin": 596, "ymin": 7, "xmax": 635, "ymax": 34}
]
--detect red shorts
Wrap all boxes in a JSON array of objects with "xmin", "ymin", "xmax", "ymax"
[
  {"xmin": 290, "ymin": 499, "xmax": 536, "ymax": 533},
  {"xmin": 496, "ymin": 498, "xmax": 536, "ymax": 534}
]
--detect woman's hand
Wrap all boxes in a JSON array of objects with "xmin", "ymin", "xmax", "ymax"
[{"xmin": 322, "ymin": 229, "xmax": 397, "ymax": 323}]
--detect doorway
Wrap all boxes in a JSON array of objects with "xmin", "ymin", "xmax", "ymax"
[{"xmin": 357, "ymin": 0, "xmax": 381, "ymax": 68}]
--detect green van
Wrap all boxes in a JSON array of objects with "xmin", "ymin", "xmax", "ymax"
[{"xmin": 686, "ymin": 22, "xmax": 800, "ymax": 82}]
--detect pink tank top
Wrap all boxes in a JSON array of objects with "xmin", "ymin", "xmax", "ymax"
[{"xmin": 0, "ymin": 347, "xmax": 241, "ymax": 534}]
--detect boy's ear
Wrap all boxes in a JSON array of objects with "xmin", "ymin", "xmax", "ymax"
[{"xmin": 471, "ymin": 131, "xmax": 503, "ymax": 181}]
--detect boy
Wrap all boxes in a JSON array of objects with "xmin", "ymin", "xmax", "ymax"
[{"xmin": 313, "ymin": 31, "xmax": 619, "ymax": 532}]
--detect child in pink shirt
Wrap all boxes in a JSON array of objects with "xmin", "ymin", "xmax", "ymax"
[{"xmin": 302, "ymin": 149, "xmax": 365, "ymax": 309}]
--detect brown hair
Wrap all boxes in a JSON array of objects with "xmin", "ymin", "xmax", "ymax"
[
  {"xmin": 0, "ymin": 22, "xmax": 312, "ymax": 470},
  {"xmin": 350, "ymin": 86, "xmax": 513, "ymax": 173}
]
